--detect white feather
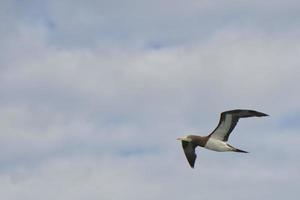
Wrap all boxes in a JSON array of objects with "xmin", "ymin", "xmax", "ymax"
[{"xmin": 204, "ymin": 138, "xmax": 232, "ymax": 152}]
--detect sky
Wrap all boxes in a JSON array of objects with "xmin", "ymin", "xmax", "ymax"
[{"xmin": 1, "ymin": 0, "xmax": 300, "ymax": 199}]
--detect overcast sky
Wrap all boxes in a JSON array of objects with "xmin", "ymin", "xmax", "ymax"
[{"xmin": 1, "ymin": 0, "xmax": 300, "ymax": 199}]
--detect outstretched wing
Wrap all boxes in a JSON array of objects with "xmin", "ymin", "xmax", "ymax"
[
  {"xmin": 209, "ymin": 109, "xmax": 268, "ymax": 141},
  {"xmin": 181, "ymin": 141, "xmax": 197, "ymax": 168}
]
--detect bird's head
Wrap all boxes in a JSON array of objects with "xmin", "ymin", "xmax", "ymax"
[{"xmin": 176, "ymin": 135, "xmax": 192, "ymax": 142}]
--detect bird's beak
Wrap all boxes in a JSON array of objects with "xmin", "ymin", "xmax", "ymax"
[{"xmin": 176, "ymin": 137, "xmax": 182, "ymax": 140}]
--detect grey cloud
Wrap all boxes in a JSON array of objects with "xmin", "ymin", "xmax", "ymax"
[
  {"xmin": 0, "ymin": 143, "xmax": 299, "ymax": 200},
  {"xmin": 1, "ymin": 1, "xmax": 300, "ymax": 199},
  {"xmin": 47, "ymin": 0, "xmax": 300, "ymax": 47},
  {"xmin": 3, "ymin": 0, "xmax": 300, "ymax": 48}
]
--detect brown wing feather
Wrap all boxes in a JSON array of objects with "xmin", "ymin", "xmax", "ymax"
[
  {"xmin": 181, "ymin": 141, "xmax": 197, "ymax": 168},
  {"xmin": 209, "ymin": 109, "xmax": 268, "ymax": 141}
]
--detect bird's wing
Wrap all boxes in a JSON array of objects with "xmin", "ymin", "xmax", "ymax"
[
  {"xmin": 209, "ymin": 109, "xmax": 268, "ymax": 142},
  {"xmin": 181, "ymin": 141, "xmax": 197, "ymax": 168}
]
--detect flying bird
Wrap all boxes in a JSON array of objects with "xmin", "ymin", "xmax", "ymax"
[{"xmin": 177, "ymin": 109, "xmax": 268, "ymax": 168}]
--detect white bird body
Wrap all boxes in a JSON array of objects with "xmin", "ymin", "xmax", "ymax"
[{"xmin": 204, "ymin": 138, "xmax": 233, "ymax": 152}]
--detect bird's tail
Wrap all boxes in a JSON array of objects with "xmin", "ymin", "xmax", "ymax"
[
  {"xmin": 233, "ymin": 148, "xmax": 248, "ymax": 153},
  {"xmin": 228, "ymin": 144, "xmax": 249, "ymax": 153}
]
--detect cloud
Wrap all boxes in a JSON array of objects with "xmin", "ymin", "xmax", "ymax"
[
  {"xmin": 3, "ymin": 0, "xmax": 300, "ymax": 48},
  {"xmin": 0, "ymin": 0, "xmax": 300, "ymax": 199},
  {"xmin": 46, "ymin": 0, "xmax": 300, "ymax": 48}
]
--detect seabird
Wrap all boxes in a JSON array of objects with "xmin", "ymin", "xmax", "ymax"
[{"xmin": 177, "ymin": 109, "xmax": 268, "ymax": 168}]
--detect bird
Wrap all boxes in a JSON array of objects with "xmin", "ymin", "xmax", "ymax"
[{"xmin": 177, "ymin": 109, "xmax": 268, "ymax": 168}]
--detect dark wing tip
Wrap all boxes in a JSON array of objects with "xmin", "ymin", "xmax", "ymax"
[
  {"xmin": 252, "ymin": 111, "xmax": 269, "ymax": 117},
  {"xmin": 186, "ymin": 152, "xmax": 196, "ymax": 168},
  {"xmin": 189, "ymin": 161, "xmax": 195, "ymax": 168},
  {"xmin": 224, "ymin": 109, "xmax": 269, "ymax": 117}
]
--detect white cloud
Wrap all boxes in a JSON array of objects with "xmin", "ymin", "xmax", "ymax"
[
  {"xmin": 0, "ymin": 143, "xmax": 299, "ymax": 200},
  {"xmin": 3, "ymin": 0, "xmax": 297, "ymax": 48},
  {"xmin": 0, "ymin": 1, "xmax": 300, "ymax": 199}
]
